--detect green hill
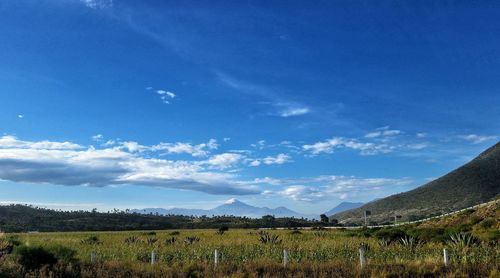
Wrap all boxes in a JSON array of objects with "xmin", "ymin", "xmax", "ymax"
[{"xmin": 335, "ymin": 141, "xmax": 500, "ymax": 225}]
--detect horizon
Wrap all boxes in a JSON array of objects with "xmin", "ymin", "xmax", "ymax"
[{"xmin": 1, "ymin": 1, "xmax": 499, "ymax": 214}]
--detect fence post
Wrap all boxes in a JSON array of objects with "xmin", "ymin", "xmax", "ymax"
[
  {"xmin": 359, "ymin": 247, "xmax": 366, "ymax": 268},
  {"xmin": 443, "ymin": 248, "xmax": 449, "ymax": 267},
  {"xmin": 214, "ymin": 249, "xmax": 219, "ymax": 265},
  {"xmin": 90, "ymin": 251, "xmax": 96, "ymax": 263},
  {"xmin": 151, "ymin": 250, "xmax": 156, "ymax": 265},
  {"xmin": 283, "ymin": 249, "xmax": 289, "ymax": 267}
]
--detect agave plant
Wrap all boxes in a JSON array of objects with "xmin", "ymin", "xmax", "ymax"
[
  {"xmin": 165, "ymin": 237, "xmax": 176, "ymax": 245},
  {"xmin": 184, "ymin": 236, "xmax": 200, "ymax": 245},
  {"xmin": 147, "ymin": 237, "xmax": 158, "ymax": 246},
  {"xmin": 447, "ymin": 232, "xmax": 479, "ymax": 250},
  {"xmin": 399, "ymin": 236, "xmax": 422, "ymax": 252},
  {"xmin": 377, "ymin": 238, "xmax": 390, "ymax": 247},
  {"xmin": 257, "ymin": 231, "xmax": 282, "ymax": 244},
  {"xmin": 124, "ymin": 235, "xmax": 142, "ymax": 245}
]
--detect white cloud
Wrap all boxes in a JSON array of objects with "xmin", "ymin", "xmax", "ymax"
[
  {"xmin": 0, "ymin": 135, "xmax": 82, "ymax": 150},
  {"xmin": 416, "ymin": 132, "xmax": 427, "ymax": 138},
  {"xmin": 17, "ymin": 115, "xmax": 24, "ymax": 119},
  {"xmin": 79, "ymin": 0, "xmax": 113, "ymax": 9},
  {"xmin": 120, "ymin": 141, "xmax": 148, "ymax": 153},
  {"xmin": 202, "ymin": 153, "xmax": 244, "ymax": 169},
  {"xmin": 459, "ymin": 134, "xmax": 498, "ymax": 144},
  {"xmin": 279, "ymin": 107, "xmax": 310, "ymax": 117},
  {"xmin": 152, "ymin": 139, "xmax": 218, "ymax": 157},
  {"xmin": 0, "ymin": 136, "xmax": 258, "ymax": 195},
  {"xmin": 303, "ymin": 137, "xmax": 393, "ymax": 155},
  {"xmin": 216, "ymin": 72, "xmax": 310, "ymax": 118},
  {"xmin": 262, "ymin": 153, "xmax": 291, "ymax": 165},
  {"xmin": 247, "ymin": 153, "xmax": 292, "ymax": 167},
  {"xmin": 276, "ymin": 175, "xmax": 413, "ymax": 202},
  {"xmin": 365, "ymin": 127, "xmax": 401, "ymax": 138},
  {"xmin": 156, "ymin": 89, "xmax": 176, "ymax": 104},
  {"xmin": 92, "ymin": 134, "xmax": 104, "ymax": 142}
]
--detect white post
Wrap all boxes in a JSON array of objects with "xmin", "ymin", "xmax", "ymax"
[
  {"xmin": 214, "ymin": 249, "xmax": 219, "ymax": 265},
  {"xmin": 90, "ymin": 251, "xmax": 96, "ymax": 263},
  {"xmin": 443, "ymin": 248, "xmax": 449, "ymax": 266},
  {"xmin": 283, "ymin": 249, "xmax": 289, "ymax": 267},
  {"xmin": 151, "ymin": 250, "xmax": 156, "ymax": 265},
  {"xmin": 359, "ymin": 247, "xmax": 366, "ymax": 268}
]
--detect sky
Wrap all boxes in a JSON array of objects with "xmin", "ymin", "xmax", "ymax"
[{"xmin": 0, "ymin": 0, "xmax": 499, "ymax": 214}]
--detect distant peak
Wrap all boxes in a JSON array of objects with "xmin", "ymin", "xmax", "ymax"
[{"xmin": 224, "ymin": 198, "xmax": 240, "ymax": 204}]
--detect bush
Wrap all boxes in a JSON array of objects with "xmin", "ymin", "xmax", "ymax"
[
  {"xmin": 13, "ymin": 245, "xmax": 57, "ymax": 270},
  {"xmin": 373, "ymin": 228, "xmax": 407, "ymax": 243},
  {"xmin": 46, "ymin": 245, "xmax": 77, "ymax": 264},
  {"xmin": 479, "ymin": 218, "xmax": 496, "ymax": 229}
]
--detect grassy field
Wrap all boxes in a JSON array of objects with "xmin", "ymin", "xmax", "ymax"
[{"xmin": 1, "ymin": 227, "xmax": 499, "ymax": 277}]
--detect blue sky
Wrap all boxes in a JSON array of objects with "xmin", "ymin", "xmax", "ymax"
[{"xmin": 0, "ymin": 0, "xmax": 499, "ymax": 214}]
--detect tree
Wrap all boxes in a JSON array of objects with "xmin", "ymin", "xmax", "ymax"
[{"xmin": 320, "ymin": 214, "xmax": 329, "ymax": 224}]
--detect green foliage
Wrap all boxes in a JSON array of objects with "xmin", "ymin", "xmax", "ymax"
[
  {"xmin": 124, "ymin": 235, "xmax": 141, "ymax": 244},
  {"xmin": 479, "ymin": 218, "xmax": 496, "ymax": 229},
  {"xmin": 46, "ymin": 245, "xmax": 78, "ymax": 264},
  {"xmin": 257, "ymin": 231, "xmax": 282, "ymax": 244},
  {"xmin": 13, "ymin": 245, "xmax": 57, "ymax": 270},
  {"xmin": 0, "ymin": 204, "xmax": 317, "ymax": 232},
  {"xmin": 80, "ymin": 235, "xmax": 101, "ymax": 245},
  {"xmin": 184, "ymin": 236, "xmax": 200, "ymax": 245},
  {"xmin": 447, "ymin": 232, "xmax": 480, "ymax": 251}
]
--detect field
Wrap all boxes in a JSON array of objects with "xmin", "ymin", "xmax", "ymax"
[{"xmin": 1, "ymin": 227, "xmax": 499, "ymax": 277}]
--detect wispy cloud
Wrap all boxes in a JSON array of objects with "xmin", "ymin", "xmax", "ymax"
[
  {"xmin": 0, "ymin": 135, "xmax": 82, "ymax": 150},
  {"xmin": 303, "ymin": 137, "xmax": 396, "ymax": 156},
  {"xmin": 79, "ymin": 0, "xmax": 113, "ymax": 9},
  {"xmin": 272, "ymin": 175, "xmax": 413, "ymax": 202},
  {"xmin": 279, "ymin": 106, "xmax": 310, "ymax": 117},
  {"xmin": 156, "ymin": 89, "xmax": 176, "ymax": 104},
  {"xmin": 152, "ymin": 139, "xmax": 218, "ymax": 157},
  {"xmin": 365, "ymin": 126, "xmax": 401, "ymax": 138},
  {"xmin": 91, "ymin": 134, "xmax": 104, "ymax": 142},
  {"xmin": 216, "ymin": 72, "xmax": 310, "ymax": 118},
  {"xmin": 458, "ymin": 134, "xmax": 498, "ymax": 144}
]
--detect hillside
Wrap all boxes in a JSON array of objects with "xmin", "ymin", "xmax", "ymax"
[
  {"xmin": 325, "ymin": 202, "xmax": 363, "ymax": 216},
  {"xmin": 335, "ymin": 141, "xmax": 500, "ymax": 224}
]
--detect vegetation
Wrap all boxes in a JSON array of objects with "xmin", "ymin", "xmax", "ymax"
[
  {"xmin": 335, "ymin": 141, "xmax": 500, "ymax": 224},
  {"xmin": 0, "ymin": 226, "xmax": 497, "ymax": 277},
  {"xmin": 0, "ymin": 204, "xmax": 316, "ymax": 233}
]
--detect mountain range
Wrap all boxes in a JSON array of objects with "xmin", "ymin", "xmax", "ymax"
[
  {"xmin": 334, "ymin": 141, "xmax": 500, "ymax": 224},
  {"xmin": 131, "ymin": 198, "xmax": 316, "ymax": 219},
  {"xmin": 132, "ymin": 198, "xmax": 361, "ymax": 219}
]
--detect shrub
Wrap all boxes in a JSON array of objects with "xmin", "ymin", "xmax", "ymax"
[
  {"xmin": 80, "ymin": 235, "xmax": 101, "ymax": 245},
  {"xmin": 479, "ymin": 218, "xmax": 496, "ymax": 229},
  {"xmin": 216, "ymin": 226, "xmax": 229, "ymax": 235},
  {"xmin": 46, "ymin": 245, "xmax": 77, "ymax": 264},
  {"xmin": 13, "ymin": 245, "xmax": 57, "ymax": 270},
  {"xmin": 373, "ymin": 228, "xmax": 407, "ymax": 243}
]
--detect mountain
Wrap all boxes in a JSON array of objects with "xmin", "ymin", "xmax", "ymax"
[
  {"xmin": 325, "ymin": 202, "xmax": 364, "ymax": 216},
  {"xmin": 131, "ymin": 198, "xmax": 316, "ymax": 219},
  {"xmin": 334, "ymin": 141, "xmax": 500, "ymax": 224}
]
